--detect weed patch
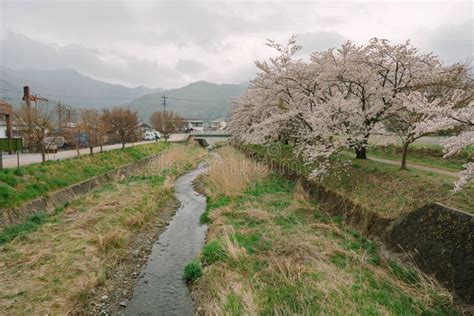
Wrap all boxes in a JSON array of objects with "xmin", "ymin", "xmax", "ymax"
[
  {"xmin": 183, "ymin": 260, "xmax": 202, "ymax": 283},
  {"xmin": 0, "ymin": 213, "xmax": 48, "ymax": 244},
  {"xmin": 201, "ymin": 240, "xmax": 227, "ymax": 264}
]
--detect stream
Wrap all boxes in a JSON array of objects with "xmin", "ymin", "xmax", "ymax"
[{"xmin": 122, "ymin": 164, "xmax": 208, "ymax": 315}]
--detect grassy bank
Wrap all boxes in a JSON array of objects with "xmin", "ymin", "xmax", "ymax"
[
  {"xmin": 0, "ymin": 142, "xmax": 169, "ymax": 209},
  {"xmin": 367, "ymin": 144, "xmax": 473, "ymax": 172},
  {"xmin": 0, "ymin": 144, "xmax": 205, "ymax": 314},
  {"xmin": 189, "ymin": 147, "xmax": 456, "ymax": 314},
  {"xmin": 244, "ymin": 144, "xmax": 474, "ymax": 216}
]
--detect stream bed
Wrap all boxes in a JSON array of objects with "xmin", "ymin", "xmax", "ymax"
[{"xmin": 122, "ymin": 164, "xmax": 208, "ymax": 315}]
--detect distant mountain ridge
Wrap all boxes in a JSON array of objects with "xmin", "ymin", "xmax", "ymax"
[
  {"xmin": 0, "ymin": 66, "xmax": 249, "ymax": 120},
  {"xmin": 0, "ymin": 66, "xmax": 162, "ymax": 108},
  {"xmin": 128, "ymin": 80, "xmax": 249, "ymax": 120}
]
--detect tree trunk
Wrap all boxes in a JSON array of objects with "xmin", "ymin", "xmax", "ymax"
[
  {"xmin": 400, "ymin": 142, "xmax": 409, "ymax": 170},
  {"xmin": 100, "ymin": 145, "xmax": 103, "ymax": 153},
  {"xmin": 41, "ymin": 144, "xmax": 46, "ymax": 163},
  {"xmin": 355, "ymin": 146, "xmax": 367, "ymax": 159},
  {"xmin": 89, "ymin": 147, "xmax": 93, "ymax": 155},
  {"xmin": 122, "ymin": 141, "xmax": 125, "ymax": 149}
]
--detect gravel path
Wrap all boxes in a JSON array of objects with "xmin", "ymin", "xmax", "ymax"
[{"xmin": 368, "ymin": 156, "xmax": 459, "ymax": 178}]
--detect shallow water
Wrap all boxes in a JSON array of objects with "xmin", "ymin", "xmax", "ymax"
[{"xmin": 123, "ymin": 164, "xmax": 207, "ymax": 316}]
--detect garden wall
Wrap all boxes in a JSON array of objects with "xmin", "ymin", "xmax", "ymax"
[
  {"xmin": 0, "ymin": 151, "xmax": 166, "ymax": 228},
  {"xmin": 240, "ymin": 147, "xmax": 474, "ymax": 304}
]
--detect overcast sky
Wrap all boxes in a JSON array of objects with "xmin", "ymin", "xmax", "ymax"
[{"xmin": 0, "ymin": 0, "xmax": 472, "ymax": 89}]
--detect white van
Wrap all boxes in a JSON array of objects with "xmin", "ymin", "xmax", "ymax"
[{"xmin": 144, "ymin": 131, "xmax": 161, "ymax": 141}]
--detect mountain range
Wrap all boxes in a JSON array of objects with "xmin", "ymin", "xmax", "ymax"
[
  {"xmin": 0, "ymin": 66, "xmax": 248, "ymax": 120},
  {"xmin": 128, "ymin": 81, "xmax": 248, "ymax": 120}
]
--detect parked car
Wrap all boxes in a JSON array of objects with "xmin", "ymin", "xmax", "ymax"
[
  {"xmin": 144, "ymin": 131, "xmax": 161, "ymax": 141},
  {"xmin": 43, "ymin": 136, "xmax": 65, "ymax": 153}
]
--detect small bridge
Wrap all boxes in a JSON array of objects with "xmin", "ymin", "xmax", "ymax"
[{"xmin": 193, "ymin": 131, "xmax": 231, "ymax": 147}]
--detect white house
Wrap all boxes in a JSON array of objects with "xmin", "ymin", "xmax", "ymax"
[
  {"xmin": 209, "ymin": 117, "xmax": 228, "ymax": 130},
  {"xmin": 185, "ymin": 119, "xmax": 205, "ymax": 132}
]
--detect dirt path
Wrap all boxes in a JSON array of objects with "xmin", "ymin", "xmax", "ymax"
[{"xmin": 368, "ymin": 156, "xmax": 460, "ymax": 178}]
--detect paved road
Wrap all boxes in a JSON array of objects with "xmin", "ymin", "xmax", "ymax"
[
  {"xmin": 167, "ymin": 133, "xmax": 190, "ymax": 142},
  {"xmin": 1, "ymin": 140, "xmax": 156, "ymax": 168},
  {"xmin": 368, "ymin": 156, "xmax": 459, "ymax": 178}
]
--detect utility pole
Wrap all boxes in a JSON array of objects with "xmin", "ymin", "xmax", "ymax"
[
  {"xmin": 57, "ymin": 101, "xmax": 62, "ymax": 129},
  {"xmin": 162, "ymin": 94, "xmax": 168, "ymax": 142},
  {"xmin": 23, "ymin": 86, "xmax": 32, "ymax": 129},
  {"xmin": 67, "ymin": 106, "xmax": 71, "ymax": 127}
]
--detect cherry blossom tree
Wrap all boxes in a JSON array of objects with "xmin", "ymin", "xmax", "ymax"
[
  {"xmin": 230, "ymin": 36, "xmax": 471, "ymax": 183},
  {"xmin": 313, "ymin": 39, "xmax": 443, "ymax": 159},
  {"xmin": 412, "ymin": 90, "xmax": 474, "ymax": 191}
]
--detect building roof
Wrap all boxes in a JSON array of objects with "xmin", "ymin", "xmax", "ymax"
[
  {"xmin": 185, "ymin": 119, "xmax": 205, "ymax": 123},
  {"xmin": 210, "ymin": 117, "xmax": 227, "ymax": 123},
  {"xmin": 0, "ymin": 100, "xmax": 13, "ymax": 115},
  {"xmin": 138, "ymin": 122, "xmax": 151, "ymax": 128}
]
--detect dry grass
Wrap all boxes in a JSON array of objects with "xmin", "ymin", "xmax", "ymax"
[
  {"xmin": 205, "ymin": 147, "xmax": 269, "ymax": 197},
  {"xmin": 191, "ymin": 147, "xmax": 456, "ymax": 315},
  {"xmin": 0, "ymin": 144, "xmax": 206, "ymax": 315}
]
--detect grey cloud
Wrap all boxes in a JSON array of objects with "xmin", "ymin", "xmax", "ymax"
[
  {"xmin": 295, "ymin": 32, "xmax": 346, "ymax": 57},
  {"xmin": 176, "ymin": 59, "xmax": 207, "ymax": 74},
  {"xmin": 0, "ymin": 31, "xmax": 180, "ymax": 88},
  {"xmin": 0, "ymin": 0, "xmax": 472, "ymax": 88},
  {"xmin": 428, "ymin": 20, "xmax": 473, "ymax": 65}
]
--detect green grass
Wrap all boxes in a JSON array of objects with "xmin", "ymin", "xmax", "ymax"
[
  {"xmin": 193, "ymin": 168, "xmax": 457, "ymax": 314},
  {"xmin": 183, "ymin": 260, "xmax": 203, "ymax": 283},
  {"xmin": 243, "ymin": 143, "xmax": 474, "ymax": 215},
  {"xmin": 321, "ymin": 157, "xmax": 474, "ymax": 215},
  {"xmin": 0, "ymin": 203, "xmax": 70, "ymax": 244},
  {"xmin": 0, "ymin": 142, "xmax": 169, "ymax": 208},
  {"xmin": 0, "ymin": 213, "xmax": 48, "ymax": 244},
  {"xmin": 201, "ymin": 240, "xmax": 227, "ymax": 264},
  {"xmin": 200, "ymin": 195, "xmax": 231, "ymax": 225},
  {"xmin": 367, "ymin": 144, "xmax": 473, "ymax": 171}
]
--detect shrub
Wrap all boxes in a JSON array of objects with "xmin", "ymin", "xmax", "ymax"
[
  {"xmin": 183, "ymin": 260, "xmax": 202, "ymax": 283},
  {"xmin": 13, "ymin": 168, "xmax": 25, "ymax": 177},
  {"xmin": 200, "ymin": 210, "xmax": 210, "ymax": 225}
]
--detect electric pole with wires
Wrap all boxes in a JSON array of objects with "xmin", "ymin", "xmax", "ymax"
[{"xmin": 162, "ymin": 93, "xmax": 168, "ymax": 142}]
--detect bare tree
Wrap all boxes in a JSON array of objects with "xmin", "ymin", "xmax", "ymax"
[
  {"xmin": 79, "ymin": 109, "xmax": 104, "ymax": 155},
  {"xmin": 14, "ymin": 102, "xmax": 57, "ymax": 162},
  {"xmin": 150, "ymin": 111, "xmax": 185, "ymax": 136},
  {"xmin": 101, "ymin": 107, "xmax": 139, "ymax": 149}
]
